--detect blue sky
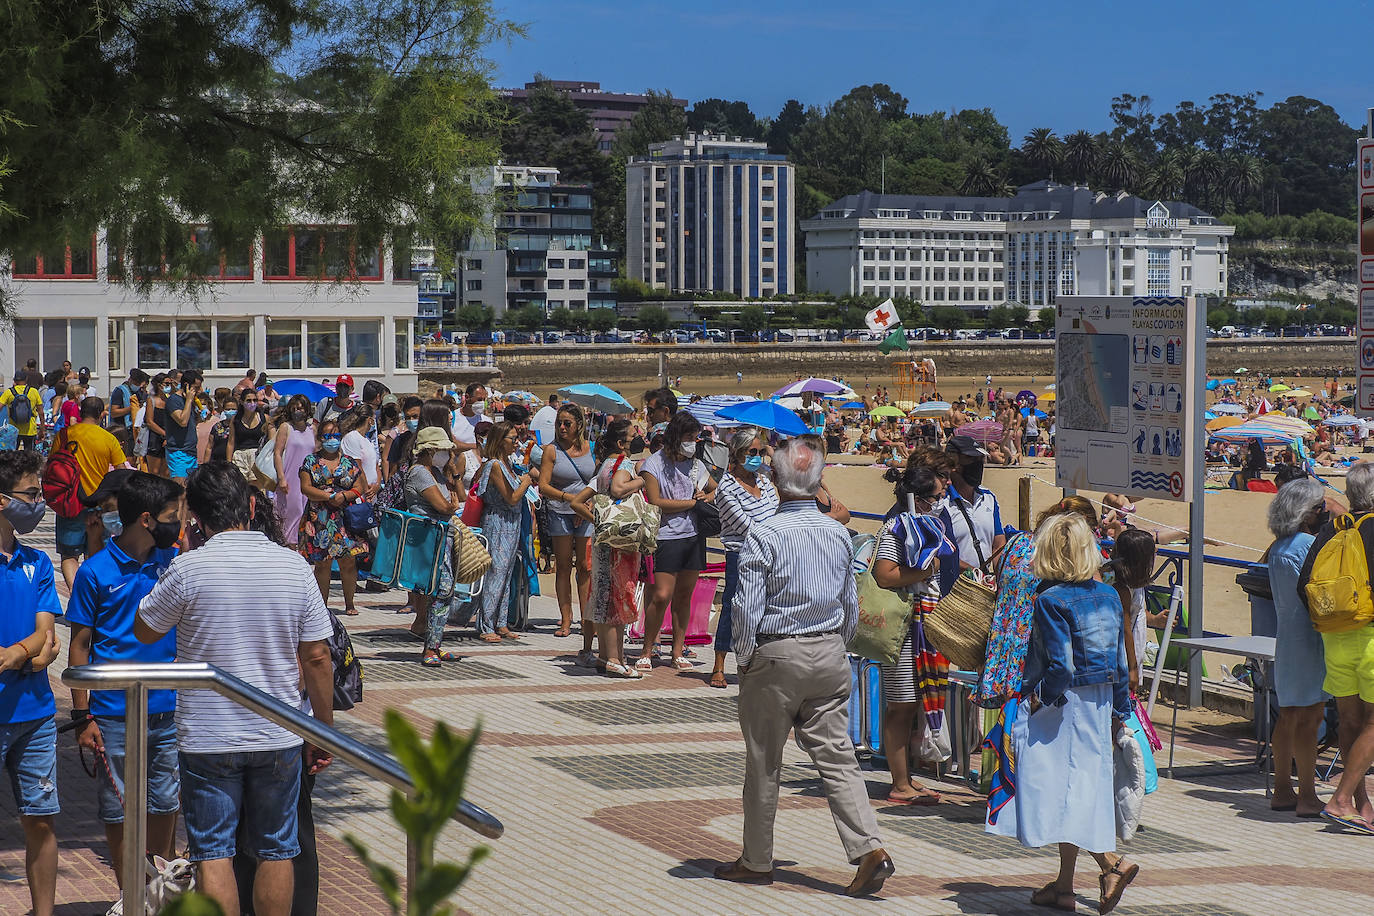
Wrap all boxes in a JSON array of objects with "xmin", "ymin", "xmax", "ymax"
[{"xmin": 489, "ymin": 0, "xmax": 1366, "ymax": 139}]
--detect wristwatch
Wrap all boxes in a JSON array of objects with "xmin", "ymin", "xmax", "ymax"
[{"xmin": 69, "ymin": 709, "xmax": 92, "ymax": 722}]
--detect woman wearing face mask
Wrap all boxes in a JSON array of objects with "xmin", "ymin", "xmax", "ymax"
[
  {"xmin": 375, "ymin": 402, "xmax": 403, "ymax": 480},
  {"xmin": 298, "ymin": 418, "xmax": 368, "ymax": 614},
  {"xmin": 537, "ymin": 403, "xmax": 597, "ymax": 645},
  {"xmin": 227, "ymin": 387, "xmax": 270, "ymax": 468},
  {"xmin": 637, "ymin": 412, "xmax": 716, "ymax": 671},
  {"xmin": 273, "ymin": 394, "xmax": 316, "ymax": 544},
  {"xmin": 707, "ymin": 426, "xmax": 778, "ymax": 689},
  {"xmin": 200, "ymin": 390, "xmax": 237, "ymax": 465},
  {"xmin": 404, "ymin": 428, "xmax": 464, "ymax": 665},
  {"xmin": 144, "ymin": 373, "xmax": 169, "ymax": 478},
  {"xmin": 475, "ymin": 421, "xmax": 537, "ymax": 643}
]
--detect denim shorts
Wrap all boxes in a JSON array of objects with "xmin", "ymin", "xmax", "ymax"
[
  {"xmin": 0, "ymin": 716, "xmax": 59, "ymax": 816},
  {"xmin": 166, "ymin": 450, "xmax": 198, "ymax": 480},
  {"xmin": 56, "ymin": 511, "xmax": 90, "ymax": 559},
  {"xmin": 547, "ymin": 511, "xmax": 592, "ymax": 539},
  {"xmin": 94, "ymin": 713, "xmax": 180, "ymax": 824},
  {"xmin": 180, "ymin": 747, "xmax": 302, "ymax": 861}
]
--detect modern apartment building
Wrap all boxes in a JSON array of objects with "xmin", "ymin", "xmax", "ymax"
[
  {"xmin": 2, "ymin": 229, "xmax": 419, "ymax": 391},
  {"xmin": 803, "ymin": 181, "xmax": 1233, "ymax": 308},
  {"xmin": 499, "ymin": 80, "xmax": 687, "ymax": 152},
  {"xmin": 626, "ymin": 134, "xmax": 795, "ymax": 298},
  {"xmin": 457, "ymin": 165, "xmax": 618, "ymax": 318}
]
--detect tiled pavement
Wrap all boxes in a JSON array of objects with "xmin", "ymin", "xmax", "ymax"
[{"xmin": 4, "ymin": 529, "xmax": 1374, "ymax": 913}]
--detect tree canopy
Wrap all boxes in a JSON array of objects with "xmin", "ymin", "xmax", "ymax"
[{"xmin": 0, "ymin": 0, "xmax": 517, "ymax": 310}]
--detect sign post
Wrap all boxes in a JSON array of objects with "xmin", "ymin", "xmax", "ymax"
[
  {"xmin": 1357, "ymin": 135, "xmax": 1374, "ymax": 415},
  {"xmin": 1056, "ymin": 295, "xmax": 1206, "ymax": 704}
]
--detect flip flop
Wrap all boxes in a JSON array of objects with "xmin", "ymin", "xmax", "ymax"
[
  {"xmin": 1320, "ymin": 810, "xmax": 1374, "ymax": 835},
  {"xmin": 886, "ymin": 789, "xmax": 940, "ymax": 806},
  {"xmin": 708, "ymin": 671, "xmax": 728, "ymax": 689},
  {"xmin": 479, "ymin": 634, "xmax": 502, "ymax": 643},
  {"xmin": 420, "ymin": 653, "xmax": 441, "ymax": 667},
  {"xmin": 437, "ymin": 651, "xmax": 462, "ymax": 662}
]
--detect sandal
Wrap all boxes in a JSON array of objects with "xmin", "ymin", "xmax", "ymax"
[
  {"xmin": 344, "ymin": 607, "xmax": 359, "ymax": 616},
  {"xmin": 437, "ymin": 650, "xmax": 462, "ymax": 662},
  {"xmin": 886, "ymin": 787, "xmax": 940, "ymax": 806},
  {"xmin": 420, "ymin": 651, "xmax": 442, "ymax": 667},
  {"xmin": 1030, "ymin": 882, "xmax": 1076, "ymax": 911},
  {"xmin": 497, "ymin": 629, "xmax": 522, "ymax": 640},
  {"xmin": 553, "ymin": 627, "xmax": 572, "ymax": 638},
  {"xmin": 634, "ymin": 655, "xmax": 654, "ymax": 672},
  {"xmin": 672, "ymin": 656, "xmax": 695, "ymax": 671},
  {"xmin": 708, "ymin": 671, "xmax": 728, "ymax": 689},
  {"xmin": 1097, "ymin": 860, "xmax": 1137, "ymax": 914},
  {"xmin": 479, "ymin": 633, "xmax": 502, "ymax": 643},
  {"xmin": 605, "ymin": 661, "xmax": 643, "ymax": 679}
]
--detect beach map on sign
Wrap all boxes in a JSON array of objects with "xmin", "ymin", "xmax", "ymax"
[{"xmin": 1056, "ymin": 331, "xmax": 1130, "ymax": 433}]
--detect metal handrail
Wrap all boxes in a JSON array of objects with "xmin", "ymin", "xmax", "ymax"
[{"xmin": 62, "ymin": 662, "xmax": 502, "ymax": 914}]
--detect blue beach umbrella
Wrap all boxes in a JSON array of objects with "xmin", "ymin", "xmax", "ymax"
[
  {"xmin": 265, "ymin": 378, "xmax": 334, "ymax": 401},
  {"xmin": 1020, "ymin": 407, "xmax": 1048, "ymax": 419},
  {"xmin": 1205, "ymin": 379, "xmax": 1220, "ymax": 391},
  {"xmin": 556, "ymin": 383, "xmax": 634, "ymax": 415},
  {"xmin": 714, "ymin": 400, "xmax": 810, "ymax": 436}
]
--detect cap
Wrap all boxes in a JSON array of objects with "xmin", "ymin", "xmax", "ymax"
[
  {"xmin": 381, "ymin": 393, "xmax": 399, "ymax": 408},
  {"xmin": 13, "ymin": 370, "xmax": 25, "ymax": 382},
  {"xmin": 945, "ymin": 435, "xmax": 989, "ymax": 460},
  {"xmin": 336, "ymin": 374, "xmax": 354, "ymax": 389},
  {"xmin": 413, "ymin": 427, "xmax": 453, "ymax": 455},
  {"xmin": 81, "ymin": 468, "xmax": 141, "ymax": 508}
]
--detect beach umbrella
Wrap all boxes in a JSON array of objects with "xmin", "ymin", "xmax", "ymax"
[
  {"xmin": 771, "ymin": 377, "xmax": 851, "ymax": 398},
  {"xmin": 908, "ymin": 401, "xmax": 952, "ymax": 418},
  {"xmin": 556, "ymin": 383, "xmax": 633, "ymax": 415},
  {"xmin": 1204, "ymin": 410, "xmax": 1217, "ymax": 420},
  {"xmin": 870, "ymin": 405, "xmax": 906, "ymax": 419},
  {"xmin": 503, "ymin": 389, "xmax": 540, "ymax": 407},
  {"xmin": 1209, "ymin": 422, "xmax": 1300, "ymax": 446},
  {"xmin": 1206, "ymin": 416, "xmax": 1245, "ymax": 431},
  {"xmin": 1015, "ymin": 389, "xmax": 1036, "ymax": 401},
  {"xmin": 1211, "ymin": 403, "xmax": 1247, "ymax": 416},
  {"xmin": 1040, "ymin": 390, "xmax": 1057, "ymax": 401},
  {"xmin": 839, "ymin": 400, "xmax": 867, "ymax": 410},
  {"xmin": 683, "ymin": 394, "xmax": 751, "ymax": 429},
  {"xmin": 1326, "ymin": 415, "xmax": 1361, "ymax": 427},
  {"xmin": 1287, "ymin": 389, "xmax": 1314, "ymax": 399},
  {"xmin": 1205, "ymin": 379, "xmax": 1220, "ymax": 391},
  {"xmin": 669, "ymin": 388, "xmax": 685, "ymax": 399},
  {"xmin": 1269, "ymin": 383, "xmax": 1291, "ymax": 393},
  {"xmin": 1258, "ymin": 414, "xmax": 1315, "ymax": 436},
  {"xmin": 265, "ymin": 378, "xmax": 334, "ymax": 401},
  {"xmin": 1302, "ymin": 406, "xmax": 1321, "ymax": 420},
  {"xmin": 960, "ymin": 418, "xmax": 1004, "ymax": 445},
  {"xmin": 1218, "ymin": 378, "xmax": 1237, "ymax": 386},
  {"xmin": 1043, "ymin": 383, "xmax": 1057, "ymax": 391},
  {"xmin": 1020, "ymin": 407, "xmax": 1048, "ymax": 419},
  {"xmin": 1235, "ymin": 367, "xmax": 1249, "ymax": 374},
  {"xmin": 1340, "ymin": 394, "xmax": 1356, "ymax": 407},
  {"xmin": 714, "ymin": 400, "xmax": 810, "ymax": 436}
]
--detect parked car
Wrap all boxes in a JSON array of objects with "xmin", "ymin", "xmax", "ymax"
[
  {"xmin": 464, "ymin": 331, "xmax": 493, "ymax": 345},
  {"xmin": 776, "ymin": 330, "xmax": 794, "ymax": 342}
]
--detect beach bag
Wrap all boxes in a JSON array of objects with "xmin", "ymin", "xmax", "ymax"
[
  {"xmin": 449, "ymin": 517, "xmax": 493, "ymax": 585},
  {"xmin": 690, "ymin": 460, "xmax": 721, "ymax": 538},
  {"xmin": 231, "ymin": 447, "xmax": 258, "ymax": 481},
  {"xmin": 847, "ymin": 569, "xmax": 912, "ymax": 666},
  {"xmin": 460, "ymin": 471, "xmax": 484, "ymax": 527},
  {"xmin": 253, "ymin": 439, "xmax": 278, "ymax": 487},
  {"xmin": 327, "ymin": 610, "xmax": 363, "ymax": 711},
  {"xmin": 343, "ymin": 500, "xmax": 378, "ymax": 535},
  {"xmin": 925, "ymin": 570, "xmax": 996, "ymax": 672},
  {"xmin": 42, "ymin": 431, "xmax": 85, "ymax": 519},
  {"xmin": 593, "ymin": 491, "xmax": 660, "ymax": 553},
  {"xmin": 1125, "ymin": 706, "xmax": 1159, "ymax": 794},
  {"xmin": 917, "ymin": 715, "xmax": 952, "ymax": 763},
  {"xmin": 1305, "ymin": 513, "xmax": 1374, "ymax": 633}
]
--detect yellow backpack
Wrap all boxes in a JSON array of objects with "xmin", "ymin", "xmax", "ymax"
[{"xmin": 1306, "ymin": 514, "xmax": 1374, "ymax": 633}]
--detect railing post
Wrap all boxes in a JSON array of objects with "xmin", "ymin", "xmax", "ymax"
[{"xmin": 121, "ymin": 683, "xmax": 148, "ymax": 916}]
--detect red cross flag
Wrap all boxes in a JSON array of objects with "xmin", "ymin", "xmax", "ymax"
[{"xmin": 864, "ymin": 298, "xmax": 900, "ymax": 334}]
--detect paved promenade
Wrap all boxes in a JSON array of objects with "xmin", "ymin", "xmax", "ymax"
[{"xmin": 3, "ymin": 550, "xmax": 1373, "ymax": 913}]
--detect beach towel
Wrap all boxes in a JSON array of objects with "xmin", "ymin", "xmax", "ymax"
[{"xmin": 983, "ymin": 699, "xmax": 1019, "ymax": 825}]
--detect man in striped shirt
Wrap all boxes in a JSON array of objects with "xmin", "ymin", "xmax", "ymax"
[
  {"xmin": 718, "ymin": 438, "xmax": 894, "ymax": 897},
  {"xmin": 136, "ymin": 462, "xmax": 334, "ymax": 916}
]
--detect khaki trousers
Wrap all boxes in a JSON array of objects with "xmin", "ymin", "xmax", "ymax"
[{"xmin": 737, "ymin": 633, "xmax": 883, "ymax": 871}]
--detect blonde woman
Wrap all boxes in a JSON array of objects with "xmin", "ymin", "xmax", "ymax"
[{"xmin": 985, "ymin": 513, "xmax": 1138, "ymax": 913}]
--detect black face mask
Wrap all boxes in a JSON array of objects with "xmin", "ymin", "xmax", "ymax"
[
  {"xmin": 960, "ymin": 459, "xmax": 985, "ymax": 489},
  {"xmin": 150, "ymin": 519, "xmax": 181, "ymax": 550}
]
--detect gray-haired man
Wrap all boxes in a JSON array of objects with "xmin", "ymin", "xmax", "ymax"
[{"xmin": 716, "ymin": 438, "xmax": 893, "ymax": 896}]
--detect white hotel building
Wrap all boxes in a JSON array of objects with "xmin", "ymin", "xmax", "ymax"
[
  {"xmin": 803, "ymin": 181, "xmax": 1233, "ymax": 308},
  {"xmin": 1, "ymin": 229, "xmax": 419, "ymax": 393}
]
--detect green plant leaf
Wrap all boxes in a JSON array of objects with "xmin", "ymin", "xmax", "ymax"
[
  {"xmin": 343, "ymin": 834, "xmax": 404, "ymax": 914},
  {"xmin": 158, "ymin": 892, "xmax": 227, "ymax": 916}
]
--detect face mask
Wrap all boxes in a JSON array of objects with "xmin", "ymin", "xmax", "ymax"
[
  {"xmin": 743, "ymin": 455, "xmax": 765, "ymax": 473},
  {"xmin": 406, "ymin": 418, "xmax": 420, "ymax": 431},
  {"xmin": 291, "ymin": 409, "xmax": 307, "ymax": 423},
  {"xmin": 198, "ymin": 408, "xmax": 210, "ymax": 421},
  {"xmin": 224, "ymin": 409, "xmax": 237, "ymax": 419},
  {"xmin": 470, "ymin": 400, "xmax": 486, "ymax": 416},
  {"xmin": 961, "ymin": 459, "xmax": 985, "ymax": 489},
  {"xmin": 243, "ymin": 402, "xmax": 257, "ymax": 414},
  {"xmin": 322, "ymin": 435, "xmax": 342, "ymax": 453},
  {"xmin": 150, "ymin": 518, "xmax": 181, "ymax": 550},
  {"xmin": 433, "ymin": 451, "xmax": 450, "ymax": 470},
  {"xmin": 1, "ymin": 496, "xmax": 46, "ymax": 535},
  {"xmin": 162, "ymin": 386, "xmax": 173, "ymax": 396},
  {"xmin": 678, "ymin": 442, "xmax": 696, "ymax": 460},
  {"xmin": 102, "ymin": 510, "xmax": 123, "ymax": 539}
]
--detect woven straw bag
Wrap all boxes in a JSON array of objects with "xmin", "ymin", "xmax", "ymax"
[
  {"xmin": 925, "ymin": 570, "xmax": 996, "ymax": 672},
  {"xmin": 449, "ymin": 518, "xmax": 492, "ymax": 585}
]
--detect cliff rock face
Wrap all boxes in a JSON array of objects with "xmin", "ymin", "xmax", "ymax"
[{"xmin": 1228, "ymin": 245, "xmax": 1356, "ymax": 302}]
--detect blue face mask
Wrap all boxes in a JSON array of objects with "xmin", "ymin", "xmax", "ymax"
[
  {"xmin": 743, "ymin": 455, "xmax": 765, "ymax": 473},
  {"xmin": 224, "ymin": 409, "xmax": 237, "ymax": 419},
  {"xmin": 322, "ymin": 435, "xmax": 342, "ymax": 453},
  {"xmin": 406, "ymin": 418, "xmax": 420, "ymax": 431},
  {"xmin": 102, "ymin": 510, "xmax": 123, "ymax": 539}
]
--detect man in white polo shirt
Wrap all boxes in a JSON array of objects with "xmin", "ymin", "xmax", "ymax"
[
  {"xmin": 939, "ymin": 435, "xmax": 1006, "ymax": 572},
  {"xmin": 136, "ymin": 462, "xmax": 334, "ymax": 916}
]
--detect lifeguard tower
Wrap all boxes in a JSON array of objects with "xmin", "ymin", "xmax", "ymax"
[{"xmin": 893, "ymin": 358, "xmax": 938, "ymax": 409}]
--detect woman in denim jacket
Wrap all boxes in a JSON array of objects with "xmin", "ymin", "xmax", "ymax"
[{"xmin": 986, "ymin": 513, "xmax": 1140, "ymax": 914}]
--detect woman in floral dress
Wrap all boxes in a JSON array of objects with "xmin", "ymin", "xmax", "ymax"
[{"xmin": 298, "ymin": 417, "xmax": 368, "ymax": 614}]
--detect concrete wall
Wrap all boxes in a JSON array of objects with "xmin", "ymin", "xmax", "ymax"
[{"xmin": 475, "ymin": 338, "xmax": 1358, "ymax": 389}]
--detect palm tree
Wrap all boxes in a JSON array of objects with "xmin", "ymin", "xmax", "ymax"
[
  {"xmin": 1063, "ymin": 130, "xmax": 1098, "ymax": 185},
  {"xmin": 1099, "ymin": 139, "xmax": 1138, "ymax": 191},
  {"xmin": 959, "ymin": 156, "xmax": 1004, "ymax": 196},
  {"xmin": 1145, "ymin": 148, "xmax": 1185, "ymax": 200},
  {"xmin": 1186, "ymin": 148, "xmax": 1222, "ymax": 210},
  {"xmin": 1021, "ymin": 127, "xmax": 1064, "ymax": 181},
  {"xmin": 1222, "ymin": 153, "xmax": 1265, "ymax": 211}
]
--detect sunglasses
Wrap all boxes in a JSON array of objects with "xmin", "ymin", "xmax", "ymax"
[{"xmin": 745, "ymin": 448, "xmax": 764, "ymax": 457}]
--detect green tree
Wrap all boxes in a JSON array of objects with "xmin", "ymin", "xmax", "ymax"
[
  {"xmin": 930, "ymin": 306, "xmax": 966, "ymax": 332},
  {"xmin": 1063, "ymin": 130, "xmax": 1099, "ymax": 184},
  {"xmin": 1021, "ymin": 128, "xmax": 1064, "ymax": 180},
  {"xmin": 687, "ymin": 99, "xmax": 764, "ymax": 140},
  {"xmin": 1258, "ymin": 96, "xmax": 1357, "ymax": 216},
  {"xmin": 1037, "ymin": 307, "xmax": 1057, "ymax": 329},
  {"xmin": 986, "ymin": 306, "xmax": 1012, "ymax": 329},
  {"xmin": 548, "ymin": 307, "xmax": 576, "ymax": 332},
  {"xmin": 1009, "ymin": 305, "xmax": 1030, "ymax": 325},
  {"xmin": 738, "ymin": 304, "xmax": 769, "ymax": 335},
  {"xmin": 636, "ymin": 304, "xmax": 672, "ymax": 334},
  {"xmin": 509, "ymin": 304, "xmax": 543, "ymax": 332},
  {"xmin": 0, "ymin": 0, "xmax": 517, "ymax": 314},
  {"xmin": 792, "ymin": 303, "xmax": 817, "ymax": 326},
  {"xmin": 457, "ymin": 304, "xmax": 493, "ymax": 330},
  {"xmin": 1099, "ymin": 138, "xmax": 1140, "ymax": 190},
  {"xmin": 612, "ymin": 90, "xmax": 687, "ymax": 158},
  {"xmin": 767, "ymin": 99, "xmax": 809, "ymax": 154},
  {"xmin": 959, "ymin": 156, "xmax": 1004, "ymax": 196},
  {"xmin": 586, "ymin": 309, "xmax": 617, "ymax": 333}
]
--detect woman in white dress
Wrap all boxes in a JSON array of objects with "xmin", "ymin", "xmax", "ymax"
[{"xmin": 986, "ymin": 513, "xmax": 1139, "ymax": 913}]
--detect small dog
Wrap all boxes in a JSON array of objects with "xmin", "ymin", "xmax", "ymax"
[{"xmin": 105, "ymin": 854, "xmax": 197, "ymax": 915}]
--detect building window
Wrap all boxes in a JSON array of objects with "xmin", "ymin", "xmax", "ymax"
[
  {"xmin": 466, "ymin": 279, "xmax": 482, "ymax": 291},
  {"xmin": 266, "ymin": 320, "xmax": 303, "ymax": 371},
  {"xmin": 215, "ymin": 320, "xmax": 252, "ymax": 370},
  {"xmin": 395, "ymin": 319, "xmax": 410, "ymax": 370},
  {"xmin": 192, "ymin": 228, "xmax": 253, "ymax": 280},
  {"xmin": 569, "ymin": 259, "xmax": 585, "ymax": 269},
  {"xmin": 176, "ymin": 320, "xmax": 212, "ymax": 370},
  {"xmin": 547, "ymin": 258, "xmax": 565, "ymax": 269},
  {"xmin": 306, "ymin": 321, "xmax": 340, "ymax": 369},
  {"xmin": 547, "ymin": 279, "xmax": 564, "ymax": 289},
  {"xmin": 466, "ymin": 258, "xmax": 482, "ymax": 270},
  {"xmin": 569, "ymin": 279, "xmax": 585, "ymax": 290},
  {"xmin": 11, "ymin": 319, "xmax": 98, "ymax": 376},
  {"xmin": 345, "ymin": 320, "xmax": 380, "ymax": 368},
  {"xmin": 263, "ymin": 227, "xmax": 383, "ymax": 280},
  {"xmin": 107, "ymin": 321, "xmax": 122, "ymax": 375},
  {"xmin": 1147, "ymin": 248, "xmax": 1170, "ymax": 296},
  {"xmin": 137, "ymin": 321, "xmax": 172, "ymax": 370},
  {"xmin": 12, "ymin": 236, "xmax": 98, "ymax": 279}
]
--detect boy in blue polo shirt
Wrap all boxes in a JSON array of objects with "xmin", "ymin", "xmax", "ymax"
[
  {"xmin": 0, "ymin": 450, "xmax": 63, "ymax": 916},
  {"xmin": 67, "ymin": 471, "xmax": 184, "ymax": 880}
]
